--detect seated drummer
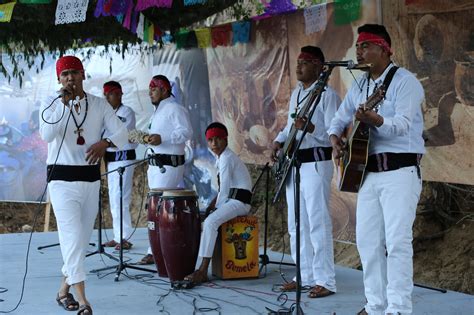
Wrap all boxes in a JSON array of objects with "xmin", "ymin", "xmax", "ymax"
[{"xmin": 184, "ymin": 122, "xmax": 253, "ymax": 286}]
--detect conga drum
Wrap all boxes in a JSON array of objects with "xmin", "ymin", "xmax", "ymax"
[
  {"xmin": 146, "ymin": 189, "xmax": 168, "ymax": 277},
  {"xmin": 158, "ymin": 190, "xmax": 201, "ymax": 282}
]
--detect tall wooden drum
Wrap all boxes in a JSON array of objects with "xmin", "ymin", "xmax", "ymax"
[
  {"xmin": 146, "ymin": 189, "xmax": 168, "ymax": 277},
  {"xmin": 158, "ymin": 190, "xmax": 201, "ymax": 282}
]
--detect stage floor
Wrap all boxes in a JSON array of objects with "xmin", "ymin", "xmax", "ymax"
[{"xmin": 0, "ymin": 228, "xmax": 472, "ymax": 315}]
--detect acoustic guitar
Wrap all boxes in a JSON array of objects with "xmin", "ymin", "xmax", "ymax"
[{"xmin": 336, "ymin": 87, "xmax": 386, "ymax": 193}]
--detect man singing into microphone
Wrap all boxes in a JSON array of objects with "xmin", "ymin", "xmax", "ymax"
[
  {"xmin": 328, "ymin": 24, "xmax": 425, "ymax": 315},
  {"xmin": 138, "ymin": 75, "xmax": 193, "ymax": 265},
  {"xmin": 40, "ymin": 56, "xmax": 128, "ymax": 314},
  {"xmin": 270, "ymin": 46, "xmax": 340, "ymax": 298}
]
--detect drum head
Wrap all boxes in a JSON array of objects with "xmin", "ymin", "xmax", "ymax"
[
  {"xmin": 162, "ymin": 190, "xmax": 197, "ymax": 198},
  {"xmin": 148, "ymin": 188, "xmax": 183, "ymax": 196}
]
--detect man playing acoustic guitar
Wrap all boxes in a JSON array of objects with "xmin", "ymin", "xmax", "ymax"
[
  {"xmin": 328, "ymin": 24, "xmax": 425, "ymax": 315},
  {"xmin": 271, "ymin": 46, "xmax": 341, "ymax": 298}
]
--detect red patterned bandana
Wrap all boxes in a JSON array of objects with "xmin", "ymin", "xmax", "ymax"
[
  {"xmin": 56, "ymin": 56, "xmax": 84, "ymax": 78},
  {"xmin": 205, "ymin": 128, "xmax": 227, "ymax": 140},
  {"xmin": 103, "ymin": 85, "xmax": 122, "ymax": 95},
  {"xmin": 149, "ymin": 78, "xmax": 171, "ymax": 91},
  {"xmin": 298, "ymin": 52, "xmax": 320, "ymax": 62},
  {"xmin": 357, "ymin": 32, "xmax": 392, "ymax": 55}
]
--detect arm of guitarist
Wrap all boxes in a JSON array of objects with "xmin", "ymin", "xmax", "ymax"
[
  {"xmin": 329, "ymin": 134, "xmax": 345, "ymax": 159},
  {"xmin": 271, "ymin": 141, "xmax": 283, "ymax": 162},
  {"xmin": 355, "ymin": 107, "xmax": 384, "ymax": 127},
  {"xmin": 294, "ymin": 117, "xmax": 315, "ymax": 133}
]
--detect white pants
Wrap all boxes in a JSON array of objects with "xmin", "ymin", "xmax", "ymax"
[
  {"xmin": 147, "ymin": 164, "xmax": 184, "ymax": 254},
  {"xmin": 285, "ymin": 160, "xmax": 336, "ymax": 290},
  {"xmin": 48, "ymin": 180, "xmax": 100, "ymax": 285},
  {"xmin": 199, "ymin": 199, "xmax": 250, "ymax": 258},
  {"xmin": 357, "ymin": 166, "xmax": 422, "ymax": 315},
  {"xmin": 147, "ymin": 164, "xmax": 184, "ymax": 190},
  {"xmin": 107, "ymin": 160, "xmax": 135, "ymax": 241}
]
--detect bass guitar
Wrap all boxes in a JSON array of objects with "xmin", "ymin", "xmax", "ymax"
[{"xmin": 272, "ymin": 67, "xmax": 334, "ymax": 203}]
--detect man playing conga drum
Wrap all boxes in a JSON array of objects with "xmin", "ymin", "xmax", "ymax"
[
  {"xmin": 138, "ymin": 74, "xmax": 193, "ymax": 265},
  {"xmin": 184, "ymin": 122, "xmax": 253, "ymax": 286}
]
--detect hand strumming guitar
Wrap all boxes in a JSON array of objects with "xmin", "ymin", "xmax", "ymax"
[
  {"xmin": 355, "ymin": 107, "xmax": 384, "ymax": 127},
  {"xmin": 330, "ymin": 134, "xmax": 345, "ymax": 159}
]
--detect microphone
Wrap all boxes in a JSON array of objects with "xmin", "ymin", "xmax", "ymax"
[
  {"xmin": 58, "ymin": 89, "xmax": 71, "ymax": 97},
  {"xmin": 324, "ymin": 60, "xmax": 373, "ymax": 70},
  {"xmin": 149, "ymin": 148, "xmax": 166, "ymax": 174}
]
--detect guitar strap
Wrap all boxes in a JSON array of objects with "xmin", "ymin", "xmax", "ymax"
[{"xmin": 381, "ymin": 65, "xmax": 399, "ymax": 94}]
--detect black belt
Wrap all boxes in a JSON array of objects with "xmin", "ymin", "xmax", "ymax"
[
  {"xmin": 366, "ymin": 153, "xmax": 422, "ymax": 173},
  {"xmin": 149, "ymin": 154, "xmax": 185, "ymax": 167},
  {"xmin": 229, "ymin": 188, "xmax": 252, "ymax": 205},
  {"xmin": 105, "ymin": 149, "xmax": 136, "ymax": 162},
  {"xmin": 296, "ymin": 147, "xmax": 332, "ymax": 163},
  {"xmin": 47, "ymin": 164, "xmax": 100, "ymax": 182}
]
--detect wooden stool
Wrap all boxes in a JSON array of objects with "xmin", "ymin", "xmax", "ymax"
[{"xmin": 212, "ymin": 215, "xmax": 259, "ymax": 279}]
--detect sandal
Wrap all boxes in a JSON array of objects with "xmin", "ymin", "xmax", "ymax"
[
  {"xmin": 56, "ymin": 292, "xmax": 79, "ymax": 311},
  {"xmin": 307, "ymin": 285, "xmax": 335, "ymax": 298},
  {"xmin": 279, "ymin": 281, "xmax": 297, "ymax": 292},
  {"xmin": 183, "ymin": 270, "xmax": 209, "ymax": 286},
  {"xmin": 114, "ymin": 239, "xmax": 133, "ymax": 250},
  {"xmin": 77, "ymin": 304, "xmax": 93, "ymax": 315}
]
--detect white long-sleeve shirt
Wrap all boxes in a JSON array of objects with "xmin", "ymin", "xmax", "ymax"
[
  {"xmin": 103, "ymin": 104, "xmax": 138, "ymax": 152},
  {"xmin": 147, "ymin": 96, "xmax": 193, "ymax": 155},
  {"xmin": 214, "ymin": 147, "xmax": 252, "ymax": 209},
  {"xmin": 274, "ymin": 81, "xmax": 341, "ymax": 149},
  {"xmin": 40, "ymin": 93, "xmax": 128, "ymax": 165},
  {"xmin": 328, "ymin": 63, "xmax": 426, "ymax": 155}
]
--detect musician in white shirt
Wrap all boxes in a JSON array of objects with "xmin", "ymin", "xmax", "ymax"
[
  {"xmin": 138, "ymin": 74, "xmax": 193, "ymax": 265},
  {"xmin": 102, "ymin": 81, "xmax": 138, "ymax": 250},
  {"xmin": 271, "ymin": 46, "xmax": 341, "ymax": 298},
  {"xmin": 40, "ymin": 56, "xmax": 128, "ymax": 314},
  {"xmin": 184, "ymin": 122, "xmax": 252, "ymax": 286},
  {"xmin": 328, "ymin": 24, "xmax": 425, "ymax": 315}
]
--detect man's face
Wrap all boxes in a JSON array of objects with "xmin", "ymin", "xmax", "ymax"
[
  {"xmin": 356, "ymin": 41, "xmax": 385, "ymax": 68},
  {"xmin": 207, "ymin": 136, "xmax": 227, "ymax": 156},
  {"xmin": 58, "ymin": 69, "xmax": 84, "ymax": 90},
  {"xmin": 149, "ymin": 86, "xmax": 165, "ymax": 105},
  {"xmin": 296, "ymin": 59, "xmax": 322, "ymax": 85},
  {"xmin": 105, "ymin": 90, "xmax": 122, "ymax": 109}
]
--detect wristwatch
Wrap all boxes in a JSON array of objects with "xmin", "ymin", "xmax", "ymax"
[{"xmin": 104, "ymin": 138, "xmax": 112, "ymax": 147}]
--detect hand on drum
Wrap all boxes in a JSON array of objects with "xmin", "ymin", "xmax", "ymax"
[{"xmin": 148, "ymin": 134, "xmax": 162, "ymax": 145}]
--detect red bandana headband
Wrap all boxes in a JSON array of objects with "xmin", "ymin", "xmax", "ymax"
[
  {"xmin": 298, "ymin": 52, "xmax": 321, "ymax": 62},
  {"xmin": 205, "ymin": 128, "xmax": 227, "ymax": 140},
  {"xmin": 103, "ymin": 85, "xmax": 122, "ymax": 95},
  {"xmin": 357, "ymin": 32, "xmax": 392, "ymax": 55},
  {"xmin": 56, "ymin": 56, "xmax": 84, "ymax": 78},
  {"xmin": 149, "ymin": 78, "xmax": 171, "ymax": 91}
]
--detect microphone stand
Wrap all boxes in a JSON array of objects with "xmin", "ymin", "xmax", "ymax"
[
  {"xmin": 257, "ymin": 163, "xmax": 295, "ymax": 275},
  {"xmin": 85, "ymin": 180, "xmax": 118, "ymax": 261},
  {"xmin": 90, "ymin": 156, "xmax": 159, "ymax": 281}
]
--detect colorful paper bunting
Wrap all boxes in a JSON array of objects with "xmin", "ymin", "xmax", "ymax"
[
  {"xmin": 19, "ymin": 0, "xmax": 52, "ymax": 3},
  {"xmin": 194, "ymin": 28, "xmax": 211, "ymax": 48},
  {"xmin": 175, "ymin": 30, "xmax": 197, "ymax": 49},
  {"xmin": 262, "ymin": 0, "xmax": 296, "ymax": 16},
  {"xmin": 0, "ymin": 2, "xmax": 15, "ymax": 23},
  {"xmin": 184, "ymin": 0, "xmax": 206, "ymax": 5},
  {"xmin": 304, "ymin": 3, "xmax": 327, "ymax": 35},
  {"xmin": 135, "ymin": 0, "xmax": 172, "ymax": 11},
  {"xmin": 334, "ymin": 0, "xmax": 361, "ymax": 25},
  {"xmin": 211, "ymin": 24, "xmax": 232, "ymax": 48},
  {"xmin": 55, "ymin": 0, "xmax": 89, "ymax": 25},
  {"xmin": 232, "ymin": 21, "xmax": 251, "ymax": 45}
]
